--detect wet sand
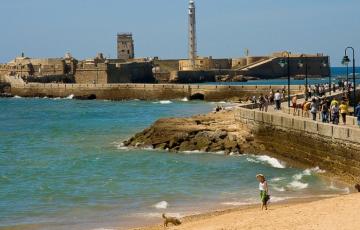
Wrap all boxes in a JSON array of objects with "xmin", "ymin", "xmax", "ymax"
[{"xmin": 130, "ymin": 193, "xmax": 360, "ymax": 230}]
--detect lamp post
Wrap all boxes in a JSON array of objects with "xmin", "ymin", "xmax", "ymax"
[
  {"xmin": 342, "ymin": 47, "xmax": 356, "ymax": 112},
  {"xmin": 298, "ymin": 55, "xmax": 308, "ymax": 99},
  {"xmin": 321, "ymin": 59, "xmax": 330, "ymax": 95},
  {"xmin": 279, "ymin": 51, "xmax": 291, "ymax": 107},
  {"xmin": 342, "ymin": 57, "xmax": 350, "ymax": 93}
]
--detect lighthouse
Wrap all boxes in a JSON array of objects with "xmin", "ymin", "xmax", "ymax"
[{"xmin": 188, "ymin": 0, "xmax": 197, "ymax": 69}]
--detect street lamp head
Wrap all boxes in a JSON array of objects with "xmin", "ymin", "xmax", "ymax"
[
  {"xmin": 279, "ymin": 59, "xmax": 287, "ymax": 68},
  {"xmin": 321, "ymin": 60, "xmax": 328, "ymax": 68},
  {"xmin": 298, "ymin": 60, "xmax": 304, "ymax": 68},
  {"xmin": 342, "ymin": 55, "xmax": 350, "ymax": 66}
]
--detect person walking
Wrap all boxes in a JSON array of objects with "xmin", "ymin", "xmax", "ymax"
[
  {"xmin": 331, "ymin": 103, "xmax": 340, "ymax": 125},
  {"xmin": 256, "ymin": 174, "xmax": 270, "ymax": 211},
  {"xmin": 310, "ymin": 98, "xmax": 318, "ymax": 121},
  {"xmin": 264, "ymin": 95, "xmax": 269, "ymax": 112},
  {"xmin": 339, "ymin": 101, "xmax": 349, "ymax": 125},
  {"xmin": 259, "ymin": 94, "xmax": 265, "ymax": 111},
  {"xmin": 355, "ymin": 102, "xmax": 360, "ymax": 127},
  {"xmin": 321, "ymin": 99, "xmax": 330, "ymax": 123},
  {"xmin": 274, "ymin": 90, "xmax": 282, "ymax": 111},
  {"xmin": 292, "ymin": 95, "xmax": 298, "ymax": 116}
]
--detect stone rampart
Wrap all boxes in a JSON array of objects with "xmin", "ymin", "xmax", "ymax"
[
  {"xmin": 9, "ymin": 83, "xmax": 305, "ymax": 101},
  {"xmin": 235, "ymin": 107, "xmax": 360, "ymax": 182}
]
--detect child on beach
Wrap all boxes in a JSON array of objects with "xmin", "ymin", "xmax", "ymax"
[{"xmin": 256, "ymin": 174, "xmax": 270, "ymax": 210}]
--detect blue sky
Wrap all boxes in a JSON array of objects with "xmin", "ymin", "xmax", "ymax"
[{"xmin": 0, "ymin": 0, "xmax": 359, "ymax": 66}]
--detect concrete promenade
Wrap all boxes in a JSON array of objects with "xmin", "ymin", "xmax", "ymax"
[
  {"xmin": 236, "ymin": 89, "xmax": 360, "ymax": 143},
  {"xmin": 234, "ymin": 89, "xmax": 360, "ymax": 182}
]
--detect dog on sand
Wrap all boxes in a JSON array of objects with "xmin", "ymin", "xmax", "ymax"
[
  {"xmin": 162, "ymin": 213, "xmax": 181, "ymax": 227},
  {"xmin": 355, "ymin": 184, "xmax": 360, "ymax": 192}
]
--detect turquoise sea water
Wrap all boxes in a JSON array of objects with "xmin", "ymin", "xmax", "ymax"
[{"xmin": 0, "ymin": 98, "xmax": 350, "ymax": 230}]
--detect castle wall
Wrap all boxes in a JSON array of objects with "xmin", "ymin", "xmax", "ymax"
[{"xmin": 74, "ymin": 63, "xmax": 108, "ymax": 84}]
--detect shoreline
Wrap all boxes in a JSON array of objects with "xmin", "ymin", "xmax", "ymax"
[{"xmin": 130, "ymin": 193, "xmax": 359, "ymax": 230}]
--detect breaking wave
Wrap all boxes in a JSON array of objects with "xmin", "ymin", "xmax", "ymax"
[
  {"xmin": 246, "ymin": 155, "xmax": 286, "ymax": 169},
  {"xmin": 288, "ymin": 181, "xmax": 308, "ymax": 190},
  {"xmin": 153, "ymin": 201, "xmax": 168, "ymax": 209},
  {"xmin": 66, "ymin": 94, "xmax": 74, "ymax": 99}
]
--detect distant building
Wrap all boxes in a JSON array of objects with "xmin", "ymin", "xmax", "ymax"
[
  {"xmin": 0, "ymin": 53, "xmax": 155, "ymax": 84},
  {"xmin": 117, "ymin": 33, "xmax": 135, "ymax": 60}
]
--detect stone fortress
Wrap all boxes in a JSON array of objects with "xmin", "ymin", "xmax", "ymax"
[{"xmin": 0, "ymin": 0, "xmax": 330, "ymax": 85}]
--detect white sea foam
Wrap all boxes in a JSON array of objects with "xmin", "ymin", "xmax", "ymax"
[
  {"xmin": 181, "ymin": 97, "xmax": 189, "ymax": 102},
  {"xmin": 153, "ymin": 100, "xmax": 173, "ymax": 104},
  {"xmin": 288, "ymin": 181, "xmax": 309, "ymax": 190},
  {"xmin": 329, "ymin": 182, "xmax": 350, "ymax": 194},
  {"xmin": 222, "ymin": 201, "xmax": 255, "ymax": 206},
  {"xmin": 183, "ymin": 150, "xmax": 205, "ymax": 154},
  {"xmin": 272, "ymin": 186, "xmax": 286, "ymax": 192},
  {"xmin": 270, "ymin": 177, "xmax": 286, "ymax": 182},
  {"xmin": 214, "ymin": 151, "xmax": 225, "ymax": 155},
  {"xmin": 310, "ymin": 166, "xmax": 326, "ymax": 174},
  {"xmin": 153, "ymin": 201, "xmax": 168, "ymax": 209},
  {"xmin": 115, "ymin": 142, "xmax": 130, "ymax": 150},
  {"xmin": 247, "ymin": 155, "xmax": 286, "ymax": 169},
  {"xmin": 293, "ymin": 167, "xmax": 326, "ymax": 181},
  {"xmin": 270, "ymin": 196, "xmax": 295, "ymax": 202},
  {"xmin": 245, "ymin": 157, "xmax": 259, "ymax": 163},
  {"xmin": 66, "ymin": 94, "xmax": 74, "ymax": 99},
  {"xmin": 13, "ymin": 95, "xmax": 22, "ymax": 98}
]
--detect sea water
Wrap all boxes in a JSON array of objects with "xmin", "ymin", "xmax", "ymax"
[
  {"xmin": 201, "ymin": 67, "xmax": 360, "ymax": 86},
  {"xmin": 0, "ymin": 98, "xmax": 350, "ymax": 230}
]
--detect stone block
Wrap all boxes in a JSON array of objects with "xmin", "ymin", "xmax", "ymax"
[
  {"xmin": 272, "ymin": 114, "xmax": 282, "ymax": 127},
  {"xmin": 243, "ymin": 109, "xmax": 255, "ymax": 120},
  {"xmin": 262, "ymin": 113, "xmax": 272, "ymax": 124},
  {"xmin": 304, "ymin": 120, "xmax": 318, "ymax": 133},
  {"xmin": 293, "ymin": 118, "xmax": 305, "ymax": 131},
  {"xmin": 333, "ymin": 126, "xmax": 349, "ymax": 141},
  {"xmin": 348, "ymin": 128, "xmax": 360, "ymax": 143},
  {"xmin": 317, "ymin": 123, "xmax": 333, "ymax": 137},
  {"xmin": 254, "ymin": 111, "xmax": 263, "ymax": 122},
  {"xmin": 282, "ymin": 116, "xmax": 293, "ymax": 129}
]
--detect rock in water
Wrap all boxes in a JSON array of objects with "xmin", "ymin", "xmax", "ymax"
[{"xmin": 123, "ymin": 110, "xmax": 255, "ymax": 154}]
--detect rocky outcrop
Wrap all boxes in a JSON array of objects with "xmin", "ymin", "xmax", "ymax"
[{"xmin": 123, "ymin": 110, "xmax": 260, "ymax": 155}]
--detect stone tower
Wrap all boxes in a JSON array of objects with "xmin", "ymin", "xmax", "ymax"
[
  {"xmin": 117, "ymin": 33, "xmax": 135, "ymax": 60},
  {"xmin": 188, "ymin": 0, "xmax": 197, "ymax": 68}
]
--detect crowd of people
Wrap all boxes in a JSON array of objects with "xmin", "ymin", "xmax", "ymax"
[
  {"xmin": 292, "ymin": 95, "xmax": 350, "ymax": 125},
  {"xmin": 248, "ymin": 83, "xmax": 360, "ymax": 127}
]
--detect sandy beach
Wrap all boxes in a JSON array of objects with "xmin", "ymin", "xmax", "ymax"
[{"xmin": 132, "ymin": 193, "xmax": 360, "ymax": 230}]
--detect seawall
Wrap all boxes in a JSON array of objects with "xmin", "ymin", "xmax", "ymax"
[
  {"xmin": 235, "ymin": 108, "xmax": 360, "ymax": 182},
  {"xmin": 9, "ymin": 83, "xmax": 305, "ymax": 101}
]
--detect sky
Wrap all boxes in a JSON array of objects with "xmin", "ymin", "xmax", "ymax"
[{"xmin": 0, "ymin": 0, "xmax": 359, "ymax": 66}]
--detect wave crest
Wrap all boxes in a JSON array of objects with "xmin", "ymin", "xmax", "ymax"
[
  {"xmin": 246, "ymin": 155, "xmax": 286, "ymax": 169},
  {"xmin": 153, "ymin": 201, "xmax": 168, "ymax": 209}
]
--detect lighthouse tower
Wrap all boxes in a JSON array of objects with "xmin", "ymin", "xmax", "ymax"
[{"xmin": 188, "ymin": 0, "xmax": 197, "ymax": 69}]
